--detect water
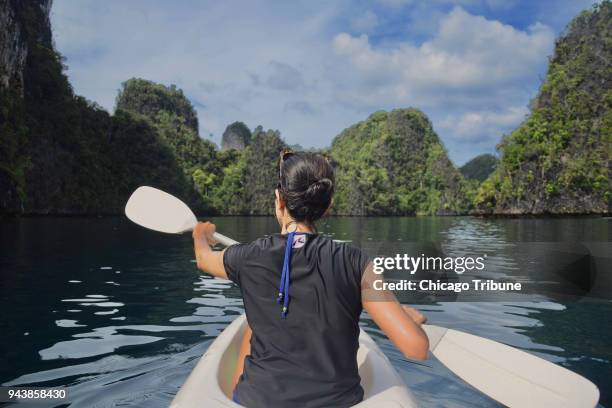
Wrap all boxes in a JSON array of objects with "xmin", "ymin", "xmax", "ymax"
[{"xmin": 0, "ymin": 216, "xmax": 610, "ymax": 407}]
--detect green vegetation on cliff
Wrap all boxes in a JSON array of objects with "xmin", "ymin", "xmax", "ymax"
[
  {"xmin": 0, "ymin": 83, "xmax": 26, "ymax": 211},
  {"xmin": 2, "ymin": 1, "xmax": 609, "ymax": 216},
  {"xmin": 330, "ymin": 109, "xmax": 469, "ymax": 215},
  {"xmin": 115, "ymin": 78, "xmax": 221, "ymax": 212},
  {"xmin": 1, "ymin": 2, "xmax": 191, "ymax": 213},
  {"xmin": 475, "ymin": 2, "xmax": 611, "ymax": 214},
  {"xmin": 460, "ymin": 154, "xmax": 498, "ymax": 182},
  {"xmin": 212, "ymin": 128, "xmax": 285, "ymax": 214}
]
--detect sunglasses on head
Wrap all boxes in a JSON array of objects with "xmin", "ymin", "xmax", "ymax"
[
  {"xmin": 278, "ymin": 149, "xmax": 295, "ymax": 190},
  {"xmin": 279, "ymin": 149, "xmax": 295, "ymax": 163}
]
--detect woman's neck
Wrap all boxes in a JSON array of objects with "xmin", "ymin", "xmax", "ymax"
[{"xmin": 280, "ymin": 219, "xmax": 315, "ymax": 234}]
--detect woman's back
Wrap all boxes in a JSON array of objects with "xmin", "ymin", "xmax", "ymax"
[
  {"xmin": 224, "ymin": 233, "xmax": 369, "ymax": 408},
  {"xmin": 192, "ymin": 150, "xmax": 428, "ymax": 406}
]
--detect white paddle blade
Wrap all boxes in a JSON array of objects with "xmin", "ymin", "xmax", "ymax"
[
  {"xmin": 423, "ymin": 325, "xmax": 599, "ymax": 408},
  {"xmin": 125, "ymin": 186, "xmax": 197, "ymax": 234}
]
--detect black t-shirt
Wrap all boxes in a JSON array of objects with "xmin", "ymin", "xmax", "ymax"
[{"xmin": 223, "ymin": 233, "xmax": 369, "ymax": 408}]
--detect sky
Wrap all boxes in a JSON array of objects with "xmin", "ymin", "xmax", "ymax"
[{"xmin": 50, "ymin": 0, "xmax": 599, "ymax": 165}]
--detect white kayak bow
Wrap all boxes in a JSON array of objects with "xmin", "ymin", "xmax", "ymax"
[{"xmin": 125, "ymin": 186, "xmax": 599, "ymax": 408}]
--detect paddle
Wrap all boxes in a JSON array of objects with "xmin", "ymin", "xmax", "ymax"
[
  {"xmin": 423, "ymin": 325, "xmax": 599, "ymax": 408},
  {"xmin": 125, "ymin": 186, "xmax": 599, "ymax": 408},
  {"xmin": 125, "ymin": 186, "xmax": 238, "ymax": 247}
]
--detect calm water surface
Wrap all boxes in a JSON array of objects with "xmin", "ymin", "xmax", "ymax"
[{"xmin": 0, "ymin": 216, "xmax": 610, "ymax": 407}]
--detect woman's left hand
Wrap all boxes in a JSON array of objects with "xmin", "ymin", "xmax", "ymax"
[{"xmin": 401, "ymin": 305, "xmax": 427, "ymax": 325}]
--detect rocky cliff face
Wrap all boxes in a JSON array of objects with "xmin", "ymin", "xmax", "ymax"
[
  {"xmin": 3, "ymin": 0, "xmax": 607, "ymax": 217},
  {"xmin": 330, "ymin": 109, "xmax": 469, "ymax": 215},
  {"xmin": 211, "ymin": 127, "xmax": 285, "ymax": 215},
  {"xmin": 0, "ymin": 0, "xmax": 52, "ymax": 89},
  {"xmin": 115, "ymin": 78, "xmax": 221, "ymax": 213},
  {"xmin": 0, "ymin": 2, "xmax": 197, "ymax": 215},
  {"xmin": 221, "ymin": 121, "xmax": 251, "ymax": 151},
  {"xmin": 475, "ymin": 2, "xmax": 610, "ymax": 214},
  {"xmin": 1, "ymin": 0, "xmax": 53, "ymax": 212},
  {"xmin": 1, "ymin": 1, "xmax": 26, "ymax": 92},
  {"xmin": 116, "ymin": 78, "xmax": 199, "ymax": 134}
]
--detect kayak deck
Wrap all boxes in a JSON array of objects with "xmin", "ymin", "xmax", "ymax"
[{"xmin": 170, "ymin": 314, "xmax": 417, "ymax": 407}]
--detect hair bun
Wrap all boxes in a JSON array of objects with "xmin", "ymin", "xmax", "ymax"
[
  {"xmin": 304, "ymin": 178, "xmax": 333, "ymax": 203},
  {"xmin": 278, "ymin": 152, "xmax": 335, "ymax": 223}
]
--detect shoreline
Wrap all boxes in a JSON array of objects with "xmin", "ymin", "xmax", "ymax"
[{"xmin": 1, "ymin": 212, "xmax": 609, "ymax": 219}]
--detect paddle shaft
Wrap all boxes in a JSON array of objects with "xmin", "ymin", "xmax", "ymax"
[{"xmin": 212, "ymin": 232, "xmax": 239, "ymax": 247}]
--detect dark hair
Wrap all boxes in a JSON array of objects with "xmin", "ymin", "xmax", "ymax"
[{"xmin": 278, "ymin": 152, "xmax": 335, "ymax": 223}]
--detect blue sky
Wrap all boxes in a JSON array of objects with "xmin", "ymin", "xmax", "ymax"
[{"xmin": 50, "ymin": 0, "xmax": 598, "ymax": 165}]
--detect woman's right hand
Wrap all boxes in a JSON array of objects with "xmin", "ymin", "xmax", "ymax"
[
  {"xmin": 401, "ymin": 305, "xmax": 427, "ymax": 325},
  {"xmin": 192, "ymin": 221, "xmax": 217, "ymax": 245}
]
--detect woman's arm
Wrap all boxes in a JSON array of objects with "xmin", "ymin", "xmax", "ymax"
[
  {"xmin": 192, "ymin": 222, "xmax": 228, "ymax": 279},
  {"xmin": 362, "ymin": 264, "xmax": 429, "ymax": 360},
  {"xmin": 194, "ymin": 221, "xmax": 253, "ymax": 395}
]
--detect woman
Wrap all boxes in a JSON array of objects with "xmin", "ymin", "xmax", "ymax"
[{"xmin": 193, "ymin": 151, "xmax": 429, "ymax": 407}]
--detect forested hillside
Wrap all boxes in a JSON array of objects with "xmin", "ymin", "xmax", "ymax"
[
  {"xmin": 115, "ymin": 78, "xmax": 222, "ymax": 213},
  {"xmin": 460, "ymin": 154, "xmax": 498, "ymax": 182},
  {"xmin": 475, "ymin": 2, "xmax": 611, "ymax": 214},
  {"xmin": 1, "ymin": 0, "xmax": 608, "ymax": 216},
  {"xmin": 330, "ymin": 109, "xmax": 469, "ymax": 215},
  {"xmin": 0, "ymin": 0, "xmax": 189, "ymax": 214}
]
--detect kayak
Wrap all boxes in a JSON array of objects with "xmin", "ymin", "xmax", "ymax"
[{"xmin": 170, "ymin": 314, "xmax": 418, "ymax": 407}]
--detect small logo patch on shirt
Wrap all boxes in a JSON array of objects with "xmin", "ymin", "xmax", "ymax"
[{"xmin": 292, "ymin": 235, "xmax": 306, "ymax": 248}]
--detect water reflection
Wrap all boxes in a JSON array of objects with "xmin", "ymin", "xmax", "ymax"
[{"xmin": 0, "ymin": 216, "xmax": 609, "ymax": 407}]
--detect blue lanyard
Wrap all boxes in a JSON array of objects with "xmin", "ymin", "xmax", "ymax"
[{"xmin": 276, "ymin": 232, "xmax": 305, "ymax": 319}]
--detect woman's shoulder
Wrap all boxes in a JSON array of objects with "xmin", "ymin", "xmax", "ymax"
[
  {"xmin": 314, "ymin": 236, "xmax": 369, "ymax": 262},
  {"xmin": 242, "ymin": 234, "xmax": 285, "ymax": 251}
]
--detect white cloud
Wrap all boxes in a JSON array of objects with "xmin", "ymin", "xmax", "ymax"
[
  {"xmin": 440, "ymin": 106, "xmax": 529, "ymax": 142},
  {"xmin": 265, "ymin": 61, "xmax": 305, "ymax": 91},
  {"xmin": 50, "ymin": 0, "xmax": 352, "ymax": 149},
  {"xmin": 333, "ymin": 7, "xmax": 554, "ymax": 103},
  {"xmin": 330, "ymin": 6, "xmax": 555, "ymax": 164},
  {"xmin": 50, "ymin": 1, "xmax": 560, "ymax": 165},
  {"xmin": 284, "ymin": 100, "xmax": 316, "ymax": 115}
]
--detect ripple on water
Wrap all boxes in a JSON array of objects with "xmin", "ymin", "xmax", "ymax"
[
  {"xmin": 187, "ymin": 294, "xmax": 244, "ymax": 308},
  {"xmin": 39, "ymin": 333, "xmax": 164, "ymax": 360},
  {"xmin": 62, "ymin": 298, "xmax": 102, "ymax": 302},
  {"xmin": 94, "ymin": 309, "xmax": 119, "ymax": 315},
  {"xmin": 81, "ymin": 302, "xmax": 125, "ymax": 308},
  {"xmin": 55, "ymin": 320, "xmax": 86, "ymax": 328},
  {"xmin": 5, "ymin": 341, "xmax": 213, "ymax": 407}
]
